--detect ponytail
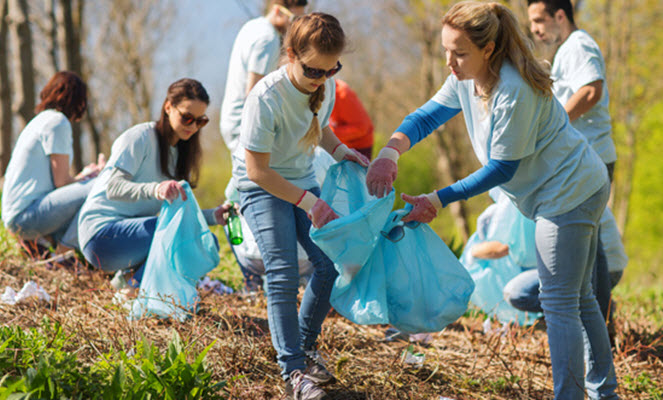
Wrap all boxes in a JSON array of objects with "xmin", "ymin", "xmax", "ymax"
[
  {"xmin": 443, "ymin": 1, "xmax": 552, "ymax": 103},
  {"xmin": 299, "ymin": 85, "xmax": 325, "ymax": 154}
]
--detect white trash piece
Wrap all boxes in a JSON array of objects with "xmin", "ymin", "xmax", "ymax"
[{"xmin": 1, "ymin": 281, "xmax": 51, "ymax": 305}]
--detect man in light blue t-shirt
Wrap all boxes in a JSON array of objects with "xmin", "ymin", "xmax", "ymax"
[
  {"xmin": 528, "ymin": 0, "xmax": 620, "ymax": 335},
  {"xmin": 528, "ymin": 0, "xmax": 616, "ymax": 178},
  {"xmin": 220, "ymin": 0, "xmax": 307, "ymax": 153}
]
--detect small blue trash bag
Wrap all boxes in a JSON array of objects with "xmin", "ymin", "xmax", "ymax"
[
  {"xmin": 311, "ymin": 161, "xmax": 475, "ymax": 333},
  {"xmin": 131, "ymin": 182, "xmax": 220, "ymax": 321},
  {"xmin": 459, "ymin": 191, "xmax": 541, "ymax": 326}
]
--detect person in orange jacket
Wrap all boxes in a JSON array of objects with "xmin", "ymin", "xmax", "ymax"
[{"xmin": 329, "ymin": 79, "xmax": 374, "ymax": 160}]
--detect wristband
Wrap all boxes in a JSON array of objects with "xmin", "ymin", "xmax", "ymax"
[
  {"xmin": 425, "ymin": 191, "xmax": 443, "ymax": 209},
  {"xmin": 331, "ymin": 143, "xmax": 352, "ymax": 162},
  {"xmin": 376, "ymin": 146, "xmax": 400, "ymax": 164},
  {"xmin": 296, "ymin": 190, "xmax": 318, "ymax": 213}
]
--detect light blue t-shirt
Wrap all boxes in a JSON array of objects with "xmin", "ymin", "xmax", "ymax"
[
  {"xmin": 78, "ymin": 122, "xmax": 177, "ymax": 249},
  {"xmin": 2, "ymin": 110, "xmax": 73, "ymax": 226},
  {"xmin": 232, "ymin": 66, "xmax": 336, "ymax": 192},
  {"xmin": 432, "ymin": 62, "xmax": 607, "ymax": 219},
  {"xmin": 220, "ymin": 17, "xmax": 282, "ymax": 152},
  {"xmin": 552, "ymin": 30, "xmax": 616, "ymax": 164}
]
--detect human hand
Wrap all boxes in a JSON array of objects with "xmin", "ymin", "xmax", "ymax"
[
  {"xmin": 213, "ymin": 202, "xmax": 238, "ymax": 226},
  {"xmin": 331, "ymin": 144, "xmax": 370, "ymax": 167},
  {"xmin": 366, "ymin": 147, "xmax": 400, "ymax": 198},
  {"xmin": 308, "ymin": 198, "xmax": 339, "ymax": 228},
  {"xmin": 155, "ymin": 180, "xmax": 187, "ymax": 203},
  {"xmin": 400, "ymin": 193, "xmax": 440, "ymax": 223}
]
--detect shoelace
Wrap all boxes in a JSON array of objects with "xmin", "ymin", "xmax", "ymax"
[{"xmin": 290, "ymin": 370, "xmax": 317, "ymax": 399}]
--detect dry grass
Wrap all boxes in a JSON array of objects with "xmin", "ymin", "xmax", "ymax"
[{"xmin": 1, "ymin": 252, "xmax": 662, "ymax": 400}]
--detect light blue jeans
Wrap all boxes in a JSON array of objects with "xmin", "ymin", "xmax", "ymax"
[
  {"xmin": 9, "ymin": 179, "xmax": 94, "ymax": 249},
  {"xmin": 240, "ymin": 187, "xmax": 338, "ymax": 380},
  {"xmin": 535, "ymin": 183, "xmax": 618, "ymax": 400},
  {"xmin": 82, "ymin": 216, "xmax": 157, "ymax": 275}
]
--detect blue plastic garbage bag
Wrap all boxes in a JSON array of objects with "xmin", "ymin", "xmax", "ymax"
[
  {"xmin": 311, "ymin": 161, "xmax": 475, "ymax": 333},
  {"xmin": 131, "ymin": 182, "xmax": 220, "ymax": 321},
  {"xmin": 460, "ymin": 193, "xmax": 541, "ymax": 325}
]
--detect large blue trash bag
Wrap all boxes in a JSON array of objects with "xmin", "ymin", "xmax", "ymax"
[
  {"xmin": 131, "ymin": 182, "xmax": 220, "ymax": 321},
  {"xmin": 459, "ymin": 191, "xmax": 541, "ymax": 325},
  {"xmin": 311, "ymin": 161, "xmax": 475, "ymax": 333}
]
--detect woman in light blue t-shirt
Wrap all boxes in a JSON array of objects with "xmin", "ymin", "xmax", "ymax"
[
  {"xmin": 367, "ymin": 3, "xmax": 618, "ymax": 400},
  {"xmin": 78, "ymin": 79, "xmax": 229, "ymax": 280},
  {"xmin": 233, "ymin": 13, "xmax": 368, "ymax": 398},
  {"xmin": 2, "ymin": 71, "xmax": 104, "ymax": 254}
]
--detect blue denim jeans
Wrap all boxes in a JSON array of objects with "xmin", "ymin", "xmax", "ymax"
[
  {"xmin": 82, "ymin": 216, "xmax": 157, "ymax": 274},
  {"xmin": 9, "ymin": 179, "xmax": 94, "ymax": 248},
  {"xmin": 240, "ymin": 187, "xmax": 338, "ymax": 380},
  {"xmin": 534, "ymin": 183, "xmax": 618, "ymax": 400}
]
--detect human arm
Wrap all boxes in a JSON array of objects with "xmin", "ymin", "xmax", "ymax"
[
  {"xmin": 470, "ymin": 241, "xmax": 510, "ymax": 259},
  {"xmin": 106, "ymin": 167, "xmax": 186, "ymax": 203},
  {"xmin": 401, "ymin": 158, "xmax": 520, "ymax": 223},
  {"xmin": 564, "ymin": 80, "xmax": 603, "ymax": 121},
  {"xmin": 244, "ymin": 149, "xmax": 338, "ymax": 227},
  {"xmin": 319, "ymin": 126, "xmax": 369, "ymax": 167},
  {"xmin": 245, "ymin": 72, "xmax": 265, "ymax": 97},
  {"xmin": 366, "ymin": 101, "xmax": 461, "ymax": 197}
]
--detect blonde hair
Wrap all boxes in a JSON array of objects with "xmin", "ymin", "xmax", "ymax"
[
  {"xmin": 442, "ymin": 1, "xmax": 553, "ymax": 102},
  {"xmin": 283, "ymin": 13, "xmax": 345, "ymax": 154}
]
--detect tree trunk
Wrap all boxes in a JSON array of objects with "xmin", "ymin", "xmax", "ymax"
[
  {"xmin": 44, "ymin": 0, "xmax": 59, "ymax": 73},
  {"xmin": 0, "ymin": 0, "xmax": 12, "ymax": 174},
  {"xmin": 59, "ymin": 0, "xmax": 84, "ymax": 170},
  {"xmin": 9, "ymin": 0, "xmax": 35, "ymax": 130}
]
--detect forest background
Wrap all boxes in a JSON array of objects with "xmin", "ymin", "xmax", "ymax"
[{"xmin": 1, "ymin": 0, "xmax": 661, "ymax": 295}]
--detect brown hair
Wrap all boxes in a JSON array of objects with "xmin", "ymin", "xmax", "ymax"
[
  {"xmin": 269, "ymin": 0, "xmax": 307, "ymax": 10},
  {"xmin": 443, "ymin": 2, "xmax": 553, "ymax": 103},
  {"xmin": 283, "ymin": 12, "xmax": 345, "ymax": 154},
  {"xmin": 35, "ymin": 71, "xmax": 87, "ymax": 120},
  {"xmin": 155, "ymin": 78, "xmax": 209, "ymax": 188}
]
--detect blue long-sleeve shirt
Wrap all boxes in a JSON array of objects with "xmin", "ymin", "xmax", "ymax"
[{"xmin": 395, "ymin": 100, "xmax": 520, "ymax": 206}]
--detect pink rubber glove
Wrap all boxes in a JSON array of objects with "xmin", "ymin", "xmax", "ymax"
[
  {"xmin": 331, "ymin": 143, "xmax": 370, "ymax": 167},
  {"xmin": 366, "ymin": 146, "xmax": 400, "ymax": 198},
  {"xmin": 308, "ymin": 199, "xmax": 339, "ymax": 228},
  {"xmin": 155, "ymin": 180, "xmax": 187, "ymax": 203},
  {"xmin": 401, "ymin": 193, "xmax": 441, "ymax": 223}
]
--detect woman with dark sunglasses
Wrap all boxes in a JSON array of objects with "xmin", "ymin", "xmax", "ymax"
[
  {"xmin": 232, "ymin": 13, "xmax": 368, "ymax": 399},
  {"xmin": 77, "ymin": 78, "xmax": 230, "ymax": 282},
  {"xmin": 2, "ymin": 71, "xmax": 105, "ymax": 253}
]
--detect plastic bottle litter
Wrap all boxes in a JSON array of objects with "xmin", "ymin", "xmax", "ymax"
[{"xmin": 1, "ymin": 281, "xmax": 51, "ymax": 305}]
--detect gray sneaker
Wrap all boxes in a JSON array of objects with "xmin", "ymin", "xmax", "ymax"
[
  {"xmin": 305, "ymin": 350, "xmax": 336, "ymax": 385},
  {"xmin": 285, "ymin": 370, "xmax": 327, "ymax": 400}
]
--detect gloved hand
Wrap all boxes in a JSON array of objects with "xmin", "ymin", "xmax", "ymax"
[
  {"xmin": 308, "ymin": 198, "xmax": 339, "ymax": 228},
  {"xmin": 331, "ymin": 143, "xmax": 370, "ymax": 167},
  {"xmin": 401, "ymin": 192, "xmax": 442, "ymax": 223},
  {"xmin": 155, "ymin": 180, "xmax": 187, "ymax": 203},
  {"xmin": 366, "ymin": 147, "xmax": 400, "ymax": 198},
  {"xmin": 296, "ymin": 190, "xmax": 339, "ymax": 228},
  {"xmin": 213, "ymin": 202, "xmax": 237, "ymax": 226}
]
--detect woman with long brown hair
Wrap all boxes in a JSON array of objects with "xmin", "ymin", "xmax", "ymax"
[
  {"xmin": 78, "ymin": 78, "xmax": 229, "ymax": 281},
  {"xmin": 367, "ymin": 2, "xmax": 618, "ymax": 399},
  {"xmin": 2, "ymin": 71, "xmax": 104, "ymax": 252},
  {"xmin": 233, "ymin": 13, "xmax": 368, "ymax": 399}
]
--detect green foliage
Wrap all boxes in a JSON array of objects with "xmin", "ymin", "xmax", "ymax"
[
  {"xmin": 622, "ymin": 372, "xmax": 662, "ymax": 399},
  {"xmin": 0, "ymin": 320, "xmax": 225, "ymax": 399}
]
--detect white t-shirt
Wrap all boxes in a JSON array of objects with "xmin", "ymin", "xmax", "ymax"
[
  {"xmin": 432, "ymin": 61, "xmax": 607, "ymax": 219},
  {"xmin": 78, "ymin": 122, "xmax": 177, "ymax": 249},
  {"xmin": 552, "ymin": 30, "xmax": 616, "ymax": 164},
  {"xmin": 2, "ymin": 110, "xmax": 73, "ymax": 226},
  {"xmin": 220, "ymin": 17, "xmax": 282, "ymax": 153},
  {"xmin": 232, "ymin": 66, "xmax": 336, "ymax": 192}
]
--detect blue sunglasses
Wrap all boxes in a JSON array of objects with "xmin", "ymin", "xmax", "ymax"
[{"xmin": 380, "ymin": 204, "xmax": 420, "ymax": 243}]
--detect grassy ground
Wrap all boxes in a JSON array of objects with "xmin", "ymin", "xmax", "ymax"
[{"xmin": 1, "ymin": 230, "xmax": 662, "ymax": 399}]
